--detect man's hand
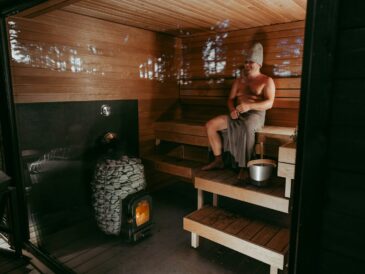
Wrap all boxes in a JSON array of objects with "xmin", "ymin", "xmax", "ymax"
[
  {"xmin": 230, "ymin": 109, "xmax": 239, "ymax": 119},
  {"xmin": 236, "ymin": 103, "xmax": 250, "ymax": 113}
]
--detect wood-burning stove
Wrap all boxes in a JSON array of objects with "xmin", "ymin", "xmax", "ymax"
[{"xmin": 121, "ymin": 191, "xmax": 153, "ymax": 242}]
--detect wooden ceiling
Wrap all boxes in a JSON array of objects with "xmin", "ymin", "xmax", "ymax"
[{"xmin": 18, "ymin": 0, "xmax": 307, "ymax": 36}]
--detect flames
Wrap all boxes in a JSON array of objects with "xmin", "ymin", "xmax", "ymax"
[{"xmin": 135, "ymin": 200, "xmax": 150, "ymax": 227}]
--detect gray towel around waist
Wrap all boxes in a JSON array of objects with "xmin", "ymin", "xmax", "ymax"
[{"xmin": 221, "ymin": 110, "xmax": 265, "ymax": 167}]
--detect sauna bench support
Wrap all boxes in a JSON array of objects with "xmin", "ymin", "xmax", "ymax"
[{"xmin": 277, "ymin": 142, "xmax": 297, "ymax": 198}]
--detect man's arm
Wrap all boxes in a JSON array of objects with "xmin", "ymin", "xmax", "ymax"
[{"xmin": 236, "ymin": 77, "xmax": 276, "ymax": 112}]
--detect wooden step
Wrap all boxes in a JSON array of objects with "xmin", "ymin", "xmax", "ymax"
[
  {"xmin": 143, "ymin": 155, "xmax": 204, "ymax": 179},
  {"xmin": 195, "ymin": 169, "xmax": 289, "ymax": 213},
  {"xmin": 184, "ymin": 206, "xmax": 289, "ymax": 270}
]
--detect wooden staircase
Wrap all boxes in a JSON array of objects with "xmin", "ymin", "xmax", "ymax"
[
  {"xmin": 142, "ymin": 76, "xmax": 299, "ymax": 273},
  {"xmin": 184, "ymin": 206, "xmax": 289, "ymax": 272},
  {"xmin": 147, "ymin": 120, "xmax": 295, "ymax": 274},
  {"xmin": 184, "ymin": 168, "xmax": 292, "ymax": 274}
]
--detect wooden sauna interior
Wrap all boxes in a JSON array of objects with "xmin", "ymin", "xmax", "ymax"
[{"xmin": 5, "ymin": 0, "xmax": 307, "ymax": 273}]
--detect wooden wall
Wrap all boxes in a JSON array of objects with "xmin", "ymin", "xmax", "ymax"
[
  {"xmin": 181, "ymin": 21, "xmax": 304, "ymax": 79},
  {"xmin": 7, "ymin": 10, "xmax": 180, "ymax": 155},
  {"xmin": 179, "ymin": 21, "xmax": 304, "ymax": 127}
]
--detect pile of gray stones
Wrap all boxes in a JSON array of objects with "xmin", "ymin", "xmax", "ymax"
[{"xmin": 91, "ymin": 155, "xmax": 146, "ymax": 235}]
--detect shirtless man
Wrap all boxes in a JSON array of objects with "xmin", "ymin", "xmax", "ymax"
[{"xmin": 201, "ymin": 43, "xmax": 275, "ymax": 178}]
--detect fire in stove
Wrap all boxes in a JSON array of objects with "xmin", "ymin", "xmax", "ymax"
[{"xmin": 121, "ymin": 191, "xmax": 153, "ymax": 242}]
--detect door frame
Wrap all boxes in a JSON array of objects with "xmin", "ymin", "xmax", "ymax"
[{"xmin": 0, "ymin": 0, "xmax": 340, "ymax": 273}]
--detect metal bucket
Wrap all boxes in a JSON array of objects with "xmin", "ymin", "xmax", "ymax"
[{"xmin": 247, "ymin": 159, "xmax": 276, "ymax": 184}]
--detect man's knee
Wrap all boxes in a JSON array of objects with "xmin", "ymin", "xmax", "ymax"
[
  {"xmin": 205, "ymin": 119, "xmax": 216, "ymax": 132},
  {"xmin": 206, "ymin": 116, "xmax": 227, "ymax": 133}
]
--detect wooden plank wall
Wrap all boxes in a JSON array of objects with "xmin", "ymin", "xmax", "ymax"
[
  {"xmin": 7, "ymin": 10, "xmax": 181, "ymax": 155},
  {"xmin": 181, "ymin": 21, "xmax": 305, "ymax": 78},
  {"xmin": 179, "ymin": 21, "xmax": 305, "ymax": 127}
]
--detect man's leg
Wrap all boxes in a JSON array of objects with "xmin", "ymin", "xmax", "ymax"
[{"xmin": 201, "ymin": 115, "xmax": 228, "ymax": 171}]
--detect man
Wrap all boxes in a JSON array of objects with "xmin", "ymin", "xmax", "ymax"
[{"xmin": 201, "ymin": 42, "xmax": 275, "ymax": 179}]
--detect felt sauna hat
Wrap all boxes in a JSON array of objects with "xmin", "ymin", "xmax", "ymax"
[{"xmin": 245, "ymin": 42, "xmax": 263, "ymax": 66}]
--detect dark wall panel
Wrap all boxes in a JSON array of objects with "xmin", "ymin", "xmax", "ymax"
[
  {"xmin": 317, "ymin": 0, "xmax": 365, "ymax": 272},
  {"xmin": 16, "ymin": 100, "xmax": 138, "ymax": 216}
]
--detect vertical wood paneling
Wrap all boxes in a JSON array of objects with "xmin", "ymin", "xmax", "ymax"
[{"xmin": 7, "ymin": 10, "xmax": 180, "ymax": 155}]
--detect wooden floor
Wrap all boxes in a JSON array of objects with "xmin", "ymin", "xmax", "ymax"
[{"xmin": 28, "ymin": 179, "xmax": 289, "ymax": 274}]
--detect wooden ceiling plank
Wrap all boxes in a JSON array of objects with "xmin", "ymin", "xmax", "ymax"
[
  {"xmin": 241, "ymin": 2, "xmax": 292, "ymax": 24},
  {"xmin": 72, "ymin": 0, "xmax": 177, "ymax": 30},
  {"xmin": 170, "ymin": 0, "xmax": 250, "ymax": 29},
  {"xmin": 292, "ymin": 0, "xmax": 308, "ymax": 10},
  {"xmin": 15, "ymin": 0, "xmax": 307, "ymax": 37},
  {"xmin": 213, "ymin": 0, "xmax": 274, "ymax": 27},
  {"xmin": 229, "ymin": 0, "xmax": 283, "ymax": 26},
  {"xmin": 181, "ymin": 0, "xmax": 262, "ymax": 28},
  {"xmin": 86, "ymin": 0, "xmax": 195, "ymax": 28},
  {"xmin": 254, "ymin": 0, "xmax": 306, "ymax": 22},
  {"xmin": 104, "ymin": 0, "xmax": 216, "ymax": 29},
  {"xmin": 62, "ymin": 5, "xmax": 171, "ymax": 34},
  {"xmin": 73, "ymin": 0, "xmax": 213, "ymax": 35},
  {"xmin": 152, "ymin": 0, "xmax": 234, "ymax": 31},
  {"xmin": 21, "ymin": 10, "xmax": 174, "ymax": 45},
  {"xmin": 148, "ymin": 0, "xmax": 241, "ymax": 30},
  {"xmin": 17, "ymin": 0, "xmax": 82, "ymax": 18}
]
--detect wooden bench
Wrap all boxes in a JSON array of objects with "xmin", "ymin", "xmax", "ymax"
[{"xmin": 156, "ymin": 77, "xmax": 300, "ymax": 154}]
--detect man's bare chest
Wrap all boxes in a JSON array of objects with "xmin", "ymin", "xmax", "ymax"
[{"xmin": 237, "ymin": 80, "xmax": 265, "ymax": 96}]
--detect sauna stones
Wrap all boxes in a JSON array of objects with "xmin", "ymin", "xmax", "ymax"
[{"xmin": 91, "ymin": 155, "xmax": 146, "ymax": 235}]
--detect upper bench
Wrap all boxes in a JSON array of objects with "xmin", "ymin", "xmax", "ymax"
[{"xmin": 155, "ymin": 77, "xmax": 300, "ymax": 158}]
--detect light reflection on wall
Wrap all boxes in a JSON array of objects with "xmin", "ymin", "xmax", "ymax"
[
  {"xmin": 8, "ymin": 20, "xmax": 105, "ymax": 76},
  {"xmin": 273, "ymin": 37, "xmax": 303, "ymax": 77},
  {"xmin": 139, "ymin": 54, "xmax": 177, "ymax": 82},
  {"xmin": 9, "ymin": 20, "xmax": 180, "ymax": 83},
  {"xmin": 202, "ymin": 19, "xmax": 229, "ymax": 77}
]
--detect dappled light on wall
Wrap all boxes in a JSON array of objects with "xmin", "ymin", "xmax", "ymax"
[
  {"xmin": 8, "ymin": 20, "xmax": 106, "ymax": 76},
  {"xmin": 272, "ymin": 37, "xmax": 304, "ymax": 77},
  {"xmin": 202, "ymin": 19, "xmax": 230, "ymax": 77},
  {"xmin": 139, "ymin": 52, "xmax": 179, "ymax": 82},
  {"xmin": 180, "ymin": 20, "xmax": 304, "ymax": 82},
  {"xmin": 139, "ymin": 56, "xmax": 166, "ymax": 81}
]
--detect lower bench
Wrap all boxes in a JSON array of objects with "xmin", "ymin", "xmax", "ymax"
[
  {"xmin": 184, "ymin": 206, "xmax": 289, "ymax": 274},
  {"xmin": 155, "ymin": 120, "xmax": 295, "ymax": 158}
]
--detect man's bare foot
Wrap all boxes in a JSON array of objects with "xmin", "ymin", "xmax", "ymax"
[
  {"xmin": 201, "ymin": 155, "xmax": 224, "ymax": 171},
  {"xmin": 237, "ymin": 168, "xmax": 249, "ymax": 181}
]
